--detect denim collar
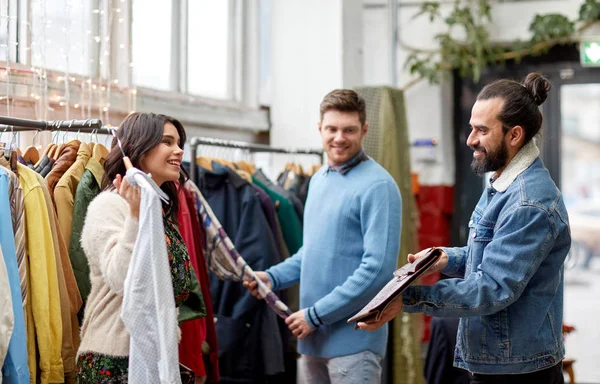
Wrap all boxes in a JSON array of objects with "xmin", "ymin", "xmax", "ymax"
[
  {"xmin": 491, "ymin": 140, "xmax": 540, "ymax": 192},
  {"xmin": 326, "ymin": 148, "xmax": 368, "ymax": 176}
]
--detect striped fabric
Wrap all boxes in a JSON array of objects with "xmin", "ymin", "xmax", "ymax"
[
  {"xmin": 185, "ymin": 180, "xmax": 292, "ymax": 319},
  {"xmin": 0, "ymin": 161, "xmax": 27, "ymax": 311}
]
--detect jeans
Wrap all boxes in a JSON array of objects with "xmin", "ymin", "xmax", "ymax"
[
  {"xmin": 470, "ymin": 362, "xmax": 564, "ymax": 384},
  {"xmin": 297, "ymin": 351, "xmax": 382, "ymax": 384}
]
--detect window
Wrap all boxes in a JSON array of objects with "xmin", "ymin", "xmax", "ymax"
[
  {"xmin": 131, "ymin": 0, "xmax": 173, "ymax": 91},
  {"xmin": 30, "ymin": 0, "xmax": 96, "ymax": 76},
  {"xmin": 132, "ymin": 0, "xmax": 234, "ymax": 100},
  {"xmin": 187, "ymin": 1, "xmax": 230, "ymax": 99},
  {"xmin": 258, "ymin": 0, "xmax": 272, "ymax": 105},
  {"xmin": 0, "ymin": 0, "xmax": 18, "ymax": 62}
]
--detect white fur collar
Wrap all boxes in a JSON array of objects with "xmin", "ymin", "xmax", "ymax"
[{"xmin": 491, "ymin": 140, "xmax": 540, "ymax": 192}]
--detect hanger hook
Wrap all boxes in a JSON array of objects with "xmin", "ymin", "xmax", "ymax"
[
  {"xmin": 53, "ymin": 121, "xmax": 63, "ymax": 144},
  {"xmin": 10, "ymin": 124, "xmax": 17, "ymax": 148},
  {"xmin": 32, "ymin": 129, "xmax": 41, "ymax": 147},
  {"xmin": 0, "ymin": 124, "xmax": 7, "ymax": 142}
]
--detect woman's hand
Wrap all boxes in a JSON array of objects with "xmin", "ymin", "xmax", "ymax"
[{"xmin": 114, "ymin": 174, "xmax": 141, "ymax": 218}]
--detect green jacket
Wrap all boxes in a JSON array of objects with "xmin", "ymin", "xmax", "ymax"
[
  {"xmin": 69, "ymin": 159, "xmax": 104, "ymax": 310},
  {"xmin": 252, "ymin": 176, "xmax": 303, "ymax": 255}
]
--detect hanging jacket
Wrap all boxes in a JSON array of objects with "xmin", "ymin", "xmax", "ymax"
[
  {"xmin": 196, "ymin": 163, "xmax": 284, "ymax": 382},
  {"xmin": 34, "ymin": 170, "xmax": 81, "ymax": 384},
  {"xmin": 185, "ymin": 188, "xmax": 219, "ymax": 383},
  {"xmin": 0, "ymin": 167, "xmax": 30, "ymax": 384},
  {"xmin": 254, "ymin": 169, "xmax": 304, "ymax": 225},
  {"xmin": 252, "ymin": 177, "xmax": 302, "ymax": 255},
  {"xmin": 0, "ymin": 158, "xmax": 27, "ymax": 315},
  {"xmin": 177, "ymin": 188, "xmax": 207, "ymax": 379},
  {"xmin": 68, "ymin": 157, "xmax": 104, "ymax": 316},
  {"xmin": 54, "ymin": 142, "xmax": 90, "ymax": 249},
  {"xmin": 17, "ymin": 164, "xmax": 64, "ymax": 383},
  {"xmin": 0, "ymin": 247, "xmax": 14, "ymax": 373},
  {"xmin": 45, "ymin": 140, "xmax": 80, "ymax": 197}
]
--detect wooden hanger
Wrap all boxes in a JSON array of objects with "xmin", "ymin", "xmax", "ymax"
[
  {"xmin": 23, "ymin": 129, "xmax": 41, "ymax": 165},
  {"xmin": 34, "ymin": 142, "xmax": 55, "ymax": 168}
]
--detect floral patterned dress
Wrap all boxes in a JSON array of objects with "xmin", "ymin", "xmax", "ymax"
[{"xmin": 76, "ymin": 216, "xmax": 192, "ymax": 383}]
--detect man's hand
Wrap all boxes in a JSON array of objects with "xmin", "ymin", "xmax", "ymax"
[
  {"xmin": 242, "ymin": 272, "xmax": 271, "ymax": 299},
  {"xmin": 357, "ymin": 294, "xmax": 404, "ymax": 331},
  {"xmin": 285, "ymin": 310, "xmax": 315, "ymax": 340},
  {"xmin": 407, "ymin": 247, "xmax": 448, "ymax": 276}
]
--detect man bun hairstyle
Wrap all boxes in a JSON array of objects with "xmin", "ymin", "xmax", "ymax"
[
  {"xmin": 523, "ymin": 72, "xmax": 552, "ymax": 106},
  {"xmin": 477, "ymin": 72, "xmax": 552, "ymax": 145},
  {"xmin": 320, "ymin": 89, "xmax": 367, "ymax": 126}
]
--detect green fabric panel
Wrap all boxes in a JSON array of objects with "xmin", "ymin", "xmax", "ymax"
[
  {"xmin": 69, "ymin": 169, "xmax": 101, "ymax": 308},
  {"xmin": 252, "ymin": 176, "xmax": 303, "ymax": 255},
  {"xmin": 356, "ymin": 86, "xmax": 425, "ymax": 384},
  {"xmin": 178, "ymin": 264, "xmax": 206, "ymax": 323}
]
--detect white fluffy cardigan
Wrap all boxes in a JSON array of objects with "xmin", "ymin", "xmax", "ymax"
[{"xmin": 77, "ymin": 191, "xmax": 139, "ymax": 357}]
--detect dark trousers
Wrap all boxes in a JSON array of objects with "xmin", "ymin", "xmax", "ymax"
[{"xmin": 470, "ymin": 362, "xmax": 564, "ymax": 384}]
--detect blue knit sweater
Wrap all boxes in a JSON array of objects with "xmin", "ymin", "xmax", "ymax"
[{"xmin": 266, "ymin": 158, "xmax": 402, "ymax": 358}]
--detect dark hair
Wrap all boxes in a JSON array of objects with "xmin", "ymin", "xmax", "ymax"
[
  {"xmin": 320, "ymin": 89, "xmax": 367, "ymax": 126},
  {"xmin": 477, "ymin": 72, "xmax": 552, "ymax": 144},
  {"xmin": 102, "ymin": 112, "xmax": 188, "ymax": 221}
]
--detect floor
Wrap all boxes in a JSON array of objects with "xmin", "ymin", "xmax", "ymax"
[{"xmin": 563, "ymin": 251, "xmax": 600, "ymax": 384}]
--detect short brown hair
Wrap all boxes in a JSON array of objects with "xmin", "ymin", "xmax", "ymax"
[{"xmin": 320, "ymin": 89, "xmax": 367, "ymax": 126}]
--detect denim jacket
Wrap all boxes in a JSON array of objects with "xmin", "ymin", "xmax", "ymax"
[{"xmin": 402, "ymin": 141, "xmax": 571, "ymax": 374}]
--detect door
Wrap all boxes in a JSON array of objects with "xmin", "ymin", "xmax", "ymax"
[{"xmin": 557, "ymin": 78, "xmax": 600, "ymax": 384}]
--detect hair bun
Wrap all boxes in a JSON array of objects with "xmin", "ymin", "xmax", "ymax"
[{"xmin": 523, "ymin": 72, "xmax": 551, "ymax": 106}]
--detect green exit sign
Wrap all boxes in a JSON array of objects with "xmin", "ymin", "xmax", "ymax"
[{"xmin": 580, "ymin": 41, "xmax": 600, "ymax": 66}]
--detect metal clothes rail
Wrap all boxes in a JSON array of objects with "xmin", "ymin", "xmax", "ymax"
[
  {"xmin": 0, "ymin": 116, "xmax": 110, "ymax": 133},
  {"xmin": 188, "ymin": 136, "xmax": 324, "ymax": 184}
]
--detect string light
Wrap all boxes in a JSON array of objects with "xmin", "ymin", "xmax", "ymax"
[{"xmin": 0, "ymin": 0, "xmax": 158, "ymax": 128}]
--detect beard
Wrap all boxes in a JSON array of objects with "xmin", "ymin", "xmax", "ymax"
[{"xmin": 470, "ymin": 140, "xmax": 508, "ymax": 177}]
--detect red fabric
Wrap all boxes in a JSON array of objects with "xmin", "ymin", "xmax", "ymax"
[
  {"xmin": 178, "ymin": 189, "xmax": 207, "ymax": 377},
  {"xmin": 416, "ymin": 186, "xmax": 454, "ymax": 342},
  {"xmin": 184, "ymin": 188, "xmax": 220, "ymax": 383}
]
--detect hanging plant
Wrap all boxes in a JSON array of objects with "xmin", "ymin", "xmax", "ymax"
[{"xmin": 404, "ymin": 0, "xmax": 600, "ymax": 86}]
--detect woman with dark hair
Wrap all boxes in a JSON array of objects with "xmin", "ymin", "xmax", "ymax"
[{"xmin": 76, "ymin": 112, "xmax": 193, "ymax": 383}]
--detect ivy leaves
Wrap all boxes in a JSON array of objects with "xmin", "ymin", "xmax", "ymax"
[{"xmin": 405, "ymin": 0, "xmax": 600, "ymax": 85}]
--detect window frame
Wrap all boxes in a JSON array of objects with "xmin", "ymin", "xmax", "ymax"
[{"xmin": 0, "ymin": 0, "xmax": 268, "ymax": 138}]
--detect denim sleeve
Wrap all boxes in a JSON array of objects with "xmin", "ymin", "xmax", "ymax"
[
  {"xmin": 265, "ymin": 246, "xmax": 304, "ymax": 291},
  {"xmin": 402, "ymin": 205, "xmax": 554, "ymax": 317},
  {"xmin": 310, "ymin": 181, "xmax": 402, "ymax": 327},
  {"xmin": 440, "ymin": 246, "xmax": 468, "ymax": 277}
]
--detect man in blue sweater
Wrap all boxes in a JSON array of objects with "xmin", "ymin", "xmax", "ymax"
[{"xmin": 245, "ymin": 89, "xmax": 402, "ymax": 383}]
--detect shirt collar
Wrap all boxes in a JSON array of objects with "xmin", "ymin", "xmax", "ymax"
[
  {"xmin": 491, "ymin": 140, "xmax": 540, "ymax": 192},
  {"xmin": 326, "ymin": 148, "xmax": 368, "ymax": 176},
  {"xmin": 85, "ymin": 157, "xmax": 105, "ymax": 187}
]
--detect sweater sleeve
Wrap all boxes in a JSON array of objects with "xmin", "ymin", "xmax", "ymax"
[
  {"xmin": 81, "ymin": 192, "xmax": 138, "ymax": 296},
  {"xmin": 265, "ymin": 246, "xmax": 304, "ymax": 291},
  {"xmin": 310, "ymin": 181, "xmax": 402, "ymax": 327}
]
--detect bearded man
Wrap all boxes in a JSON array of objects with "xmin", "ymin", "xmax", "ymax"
[{"xmin": 359, "ymin": 73, "xmax": 571, "ymax": 384}]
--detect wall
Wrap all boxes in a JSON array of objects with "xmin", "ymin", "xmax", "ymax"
[{"xmin": 269, "ymin": 0, "xmax": 364, "ymax": 173}]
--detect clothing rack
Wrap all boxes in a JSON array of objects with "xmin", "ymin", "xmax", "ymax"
[
  {"xmin": 188, "ymin": 136, "xmax": 324, "ymax": 184},
  {"xmin": 0, "ymin": 116, "xmax": 109, "ymax": 133}
]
